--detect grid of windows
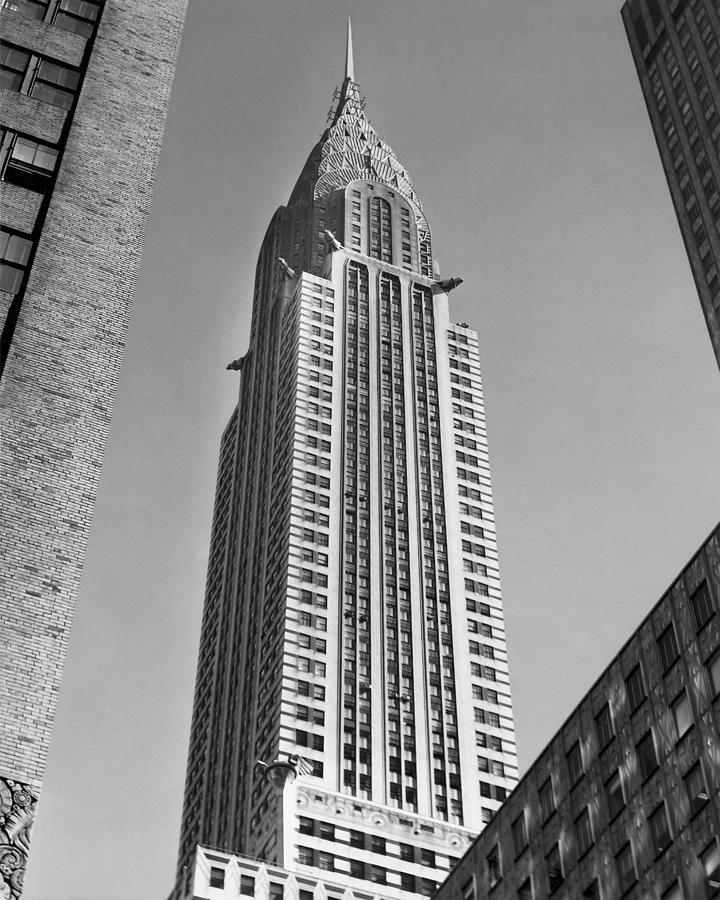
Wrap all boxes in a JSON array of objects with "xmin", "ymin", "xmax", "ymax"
[
  {"xmin": 413, "ymin": 282, "xmax": 460, "ymax": 822},
  {"xmin": 342, "ymin": 261, "xmax": 372, "ymax": 800}
]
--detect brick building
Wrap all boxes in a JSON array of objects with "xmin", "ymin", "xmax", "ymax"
[
  {"xmin": 0, "ymin": 1, "xmax": 187, "ymax": 895},
  {"xmin": 432, "ymin": 523, "xmax": 720, "ymax": 900}
]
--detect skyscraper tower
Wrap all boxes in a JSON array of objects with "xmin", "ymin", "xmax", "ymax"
[
  {"xmin": 172, "ymin": 25, "xmax": 517, "ymax": 900},
  {"xmin": 622, "ymin": 0, "xmax": 720, "ymax": 370}
]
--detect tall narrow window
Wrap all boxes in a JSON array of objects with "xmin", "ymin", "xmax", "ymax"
[
  {"xmin": 701, "ymin": 842, "xmax": 720, "ymax": 895},
  {"xmin": 546, "ymin": 843, "xmax": 563, "ymax": 892},
  {"xmin": 616, "ymin": 843, "xmax": 636, "ymax": 893},
  {"xmin": 539, "ymin": 777, "xmax": 555, "ymax": 822},
  {"xmin": 605, "ymin": 769, "xmax": 625, "ymax": 819},
  {"xmin": 691, "ymin": 581, "xmax": 714, "ymax": 631},
  {"xmin": 0, "ymin": 227, "xmax": 33, "ymax": 295},
  {"xmin": 649, "ymin": 803, "xmax": 672, "ymax": 854},
  {"xmin": 567, "ymin": 741, "xmax": 583, "ymax": 784},
  {"xmin": 487, "ymin": 844, "xmax": 501, "ymax": 889},
  {"xmin": 369, "ymin": 197, "xmax": 392, "ymax": 262},
  {"xmin": 657, "ymin": 623, "xmax": 679, "ymax": 672},
  {"xmin": 512, "ymin": 812, "xmax": 527, "ymax": 857},
  {"xmin": 685, "ymin": 762, "xmax": 708, "ymax": 815},
  {"xmin": 636, "ymin": 731, "xmax": 658, "ymax": 780},
  {"xmin": 671, "ymin": 690, "xmax": 693, "ymax": 739},
  {"xmin": 595, "ymin": 703, "xmax": 614, "ymax": 749},
  {"xmin": 576, "ymin": 808, "xmax": 593, "ymax": 856},
  {"xmin": 625, "ymin": 665, "xmax": 646, "ymax": 712}
]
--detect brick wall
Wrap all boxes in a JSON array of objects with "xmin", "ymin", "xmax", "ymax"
[{"xmin": 0, "ymin": 1, "xmax": 188, "ymax": 893}]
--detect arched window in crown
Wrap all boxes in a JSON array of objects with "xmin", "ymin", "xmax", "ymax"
[{"xmin": 368, "ymin": 197, "xmax": 392, "ymax": 263}]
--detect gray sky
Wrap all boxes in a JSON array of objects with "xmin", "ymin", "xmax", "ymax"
[{"xmin": 23, "ymin": 2, "xmax": 720, "ymax": 898}]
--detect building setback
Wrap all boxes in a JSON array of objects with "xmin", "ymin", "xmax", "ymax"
[
  {"xmin": 623, "ymin": 0, "xmax": 720, "ymax": 370},
  {"xmin": 0, "ymin": 1, "xmax": 187, "ymax": 895},
  {"xmin": 170, "ymin": 26, "xmax": 518, "ymax": 900},
  {"xmin": 433, "ymin": 523, "xmax": 720, "ymax": 900}
]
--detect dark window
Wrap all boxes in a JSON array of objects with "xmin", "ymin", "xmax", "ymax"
[
  {"xmin": 576, "ymin": 808, "xmax": 593, "ymax": 856},
  {"xmin": 685, "ymin": 762, "xmax": 708, "ymax": 816},
  {"xmin": 637, "ymin": 731, "xmax": 658, "ymax": 780},
  {"xmin": 0, "ymin": 227, "xmax": 33, "ymax": 295},
  {"xmin": 349, "ymin": 859, "xmax": 365, "ymax": 879},
  {"xmin": 298, "ymin": 816, "xmax": 313, "ymax": 834},
  {"xmin": 369, "ymin": 865, "xmax": 386, "ymax": 884},
  {"xmin": 420, "ymin": 848, "xmax": 435, "ymax": 866},
  {"xmin": 657, "ymin": 624, "xmax": 679, "ymax": 672},
  {"xmin": 708, "ymin": 652, "xmax": 720, "ymax": 696},
  {"xmin": 269, "ymin": 881, "xmax": 283, "ymax": 900},
  {"xmin": 349, "ymin": 830, "xmax": 364, "ymax": 848},
  {"xmin": 625, "ymin": 665, "xmax": 646, "ymax": 712},
  {"xmin": 672, "ymin": 690, "xmax": 693, "ymax": 739},
  {"xmin": 518, "ymin": 878, "xmax": 533, "ymax": 899},
  {"xmin": 3, "ymin": 0, "xmax": 49, "ymax": 21},
  {"xmin": 53, "ymin": 0, "xmax": 101, "ymax": 37},
  {"xmin": 209, "ymin": 867, "xmax": 225, "ymax": 889},
  {"xmin": 240, "ymin": 875, "xmax": 255, "ymax": 896},
  {"xmin": 632, "ymin": 10, "xmax": 650, "ymax": 49},
  {"xmin": 487, "ymin": 844, "xmax": 501, "ymax": 889},
  {"xmin": 297, "ymin": 846, "xmax": 313, "ymax": 866},
  {"xmin": 649, "ymin": 803, "xmax": 672, "ymax": 855},
  {"xmin": 605, "ymin": 769, "xmax": 625, "ymax": 819},
  {"xmin": 539, "ymin": 777, "xmax": 555, "ymax": 821},
  {"xmin": 317, "ymin": 851, "xmax": 334, "ymax": 871},
  {"xmin": 399, "ymin": 842, "xmax": 414, "ymax": 861},
  {"xmin": 691, "ymin": 581, "xmax": 714, "ymax": 631},
  {"xmin": 595, "ymin": 704, "xmax": 614, "ymax": 749},
  {"xmin": 29, "ymin": 58, "xmax": 81, "ymax": 110},
  {"xmin": 512, "ymin": 812, "xmax": 528, "ymax": 856},
  {"xmin": 2, "ymin": 133, "xmax": 59, "ymax": 193},
  {"xmin": 700, "ymin": 841, "xmax": 720, "ymax": 895},
  {"xmin": 401, "ymin": 873, "xmax": 416, "ymax": 892},
  {"xmin": 547, "ymin": 843, "xmax": 563, "ymax": 893},
  {"xmin": 567, "ymin": 741, "xmax": 583, "ymax": 784},
  {"xmin": 617, "ymin": 843, "xmax": 636, "ymax": 893},
  {"xmin": 372, "ymin": 835, "xmax": 387, "ymax": 855},
  {"xmin": 647, "ymin": 0, "xmax": 662, "ymax": 29},
  {"xmin": 318, "ymin": 821, "xmax": 334, "ymax": 841},
  {"xmin": 0, "ymin": 43, "xmax": 30, "ymax": 91}
]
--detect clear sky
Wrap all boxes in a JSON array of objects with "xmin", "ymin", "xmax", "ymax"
[{"xmin": 22, "ymin": 1, "xmax": 720, "ymax": 898}]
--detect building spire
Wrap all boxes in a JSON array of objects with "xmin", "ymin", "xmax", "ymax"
[{"xmin": 345, "ymin": 18, "xmax": 354, "ymax": 82}]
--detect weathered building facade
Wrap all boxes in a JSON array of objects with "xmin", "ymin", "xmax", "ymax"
[
  {"xmin": 0, "ymin": 1, "xmax": 187, "ymax": 894},
  {"xmin": 433, "ymin": 523, "xmax": 720, "ymax": 900}
]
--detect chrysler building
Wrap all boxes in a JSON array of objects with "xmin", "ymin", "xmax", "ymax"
[{"xmin": 171, "ymin": 24, "xmax": 518, "ymax": 900}]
